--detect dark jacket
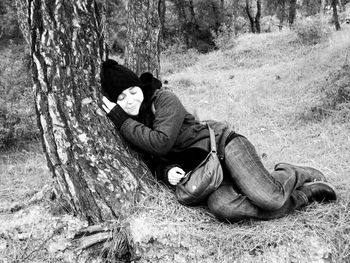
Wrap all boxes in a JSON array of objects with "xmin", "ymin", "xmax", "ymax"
[{"xmin": 116, "ymin": 89, "xmax": 232, "ymax": 183}]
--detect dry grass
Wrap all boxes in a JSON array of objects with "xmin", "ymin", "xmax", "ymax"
[
  {"xmin": 0, "ymin": 142, "xmax": 55, "ymax": 262},
  {"xmin": 0, "ymin": 142, "xmax": 50, "ymax": 211}
]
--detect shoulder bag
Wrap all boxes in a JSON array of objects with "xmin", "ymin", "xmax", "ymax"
[{"xmin": 175, "ymin": 124, "xmax": 224, "ymax": 206}]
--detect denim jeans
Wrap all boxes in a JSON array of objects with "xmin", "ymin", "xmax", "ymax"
[{"xmin": 207, "ymin": 136, "xmax": 310, "ymax": 222}]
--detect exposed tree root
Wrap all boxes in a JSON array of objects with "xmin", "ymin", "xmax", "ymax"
[{"xmin": 70, "ymin": 223, "xmax": 133, "ymax": 262}]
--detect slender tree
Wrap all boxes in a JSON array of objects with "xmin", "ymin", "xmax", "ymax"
[
  {"xmin": 220, "ymin": 0, "xmax": 225, "ymax": 11},
  {"xmin": 289, "ymin": 0, "xmax": 297, "ymax": 27},
  {"xmin": 279, "ymin": 0, "xmax": 286, "ymax": 30},
  {"xmin": 211, "ymin": 0, "xmax": 221, "ymax": 33},
  {"xmin": 256, "ymin": 0, "xmax": 261, "ymax": 33},
  {"xmin": 246, "ymin": 0, "xmax": 261, "ymax": 33},
  {"xmin": 125, "ymin": 0, "xmax": 162, "ymax": 76},
  {"xmin": 159, "ymin": 0, "xmax": 166, "ymax": 41},
  {"xmin": 338, "ymin": 0, "xmax": 345, "ymax": 12},
  {"xmin": 320, "ymin": 0, "xmax": 325, "ymax": 21},
  {"xmin": 188, "ymin": 0, "xmax": 200, "ymax": 47},
  {"xmin": 172, "ymin": 0, "xmax": 190, "ymax": 48},
  {"xmin": 232, "ymin": 0, "xmax": 239, "ymax": 35},
  {"xmin": 15, "ymin": 0, "xmax": 152, "ymax": 225},
  {"xmin": 331, "ymin": 0, "xmax": 341, "ymax": 30}
]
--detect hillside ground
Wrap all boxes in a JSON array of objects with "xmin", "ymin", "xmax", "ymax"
[{"xmin": 1, "ymin": 26, "xmax": 350, "ymax": 262}]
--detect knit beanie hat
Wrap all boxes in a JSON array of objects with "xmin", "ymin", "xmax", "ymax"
[
  {"xmin": 140, "ymin": 72, "xmax": 162, "ymax": 92},
  {"xmin": 100, "ymin": 59, "xmax": 142, "ymax": 102}
]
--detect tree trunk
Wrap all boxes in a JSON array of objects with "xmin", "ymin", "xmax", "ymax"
[
  {"xmin": 125, "ymin": 0, "xmax": 162, "ymax": 77},
  {"xmin": 246, "ymin": 0, "xmax": 261, "ymax": 33},
  {"xmin": 159, "ymin": 0, "xmax": 166, "ymax": 42},
  {"xmin": 255, "ymin": 0, "xmax": 261, "ymax": 33},
  {"xmin": 232, "ymin": 0, "xmax": 239, "ymax": 35},
  {"xmin": 188, "ymin": 0, "xmax": 196, "ymax": 24},
  {"xmin": 289, "ymin": 0, "xmax": 297, "ymax": 27},
  {"xmin": 320, "ymin": 0, "xmax": 325, "ymax": 21},
  {"xmin": 279, "ymin": 0, "xmax": 286, "ymax": 31},
  {"xmin": 221, "ymin": 0, "xmax": 225, "ymax": 11},
  {"xmin": 15, "ymin": 0, "xmax": 152, "ymax": 225},
  {"xmin": 188, "ymin": 0, "xmax": 200, "ymax": 47},
  {"xmin": 246, "ymin": 0, "xmax": 256, "ymax": 33},
  {"xmin": 173, "ymin": 0, "xmax": 190, "ymax": 49},
  {"xmin": 331, "ymin": 0, "xmax": 341, "ymax": 30},
  {"xmin": 338, "ymin": 0, "xmax": 345, "ymax": 12},
  {"xmin": 211, "ymin": 0, "xmax": 221, "ymax": 33}
]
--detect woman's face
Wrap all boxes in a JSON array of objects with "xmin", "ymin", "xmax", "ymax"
[{"xmin": 117, "ymin": 86, "xmax": 144, "ymax": 116}]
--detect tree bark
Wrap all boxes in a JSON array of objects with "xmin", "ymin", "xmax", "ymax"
[
  {"xmin": 331, "ymin": 0, "xmax": 341, "ymax": 30},
  {"xmin": 246, "ymin": 0, "xmax": 256, "ymax": 33},
  {"xmin": 188, "ymin": 0, "xmax": 200, "ymax": 47},
  {"xmin": 232, "ymin": 0, "xmax": 239, "ymax": 35},
  {"xmin": 220, "ymin": 0, "xmax": 225, "ymax": 11},
  {"xmin": 159, "ymin": 0, "xmax": 166, "ymax": 42},
  {"xmin": 338, "ymin": 0, "xmax": 345, "ymax": 12},
  {"xmin": 15, "ymin": 0, "xmax": 152, "ymax": 225},
  {"xmin": 125, "ymin": 0, "xmax": 162, "ymax": 77},
  {"xmin": 320, "ymin": 0, "xmax": 325, "ymax": 21},
  {"xmin": 279, "ymin": 0, "xmax": 286, "ymax": 31},
  {"xmin": 255, "ymin": 0, "xmax": 261, "ymax": 33},
  {"xmin": 188, "ymin": 0, "xmax": 196, "ymax": 24},
  {"xmin": 211, "ymin": 0, "xmax": 221, "ymax": 33},
  {"xmin": 289, "ymin": 0, "xmax": 297, "ymax": 27},
  {"xmin": 172, "ymin": 0, "xmax": 190, "ymax": 49},
  {"xmin": 246, "ymin": 0, "xmax": 261, "ymax": 33}
]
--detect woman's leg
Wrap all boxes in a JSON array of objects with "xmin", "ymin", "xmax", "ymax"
[
  {"xmin": 224, "ymin": 136, "xmax": 312, "ymax": 210},
  {"xmin": 207, "ymin": 183, "xmax": 308, "ymax": 222}
]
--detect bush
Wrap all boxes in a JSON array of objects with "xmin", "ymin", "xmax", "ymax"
[
  {"xmin": 323, "ymin": 64, "xmax": 350, "ymax": 107},
  {"xmin": 0, "ymin": 1, "xmax": 22, "ymax": 40},
  {"xmin": 161, "ymin": 43, "xmax": 199, "ymax": 74},
  {"xmin": 260, "ymin": 16, "xmax": 280, "ymax": 33},
  {"xmin": 212, "ymin": 22, "xmax": 237, "ymax": 50},
  {"xmin": 294, "ymin": 17, "xmax": 329, "ymax": 45},
  {"xmin": 301, "ymin": 63, "xmax": 350, "ymax": 122},
  {"xmin": 234, "ymin": 16, "xmax": 251, "ymax": 34},
  {"xmin": 0, "ymin": 44, "xmax": 38, "ymax": 148}
]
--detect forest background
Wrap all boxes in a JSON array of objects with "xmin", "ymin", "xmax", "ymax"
[{"xmin": 0, "ymin": 0, "xmax": 350, "ymax": 262}]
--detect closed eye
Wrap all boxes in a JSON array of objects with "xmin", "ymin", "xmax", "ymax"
[
  {"xmin": 117, "ymin": 93, "xmax": 126, "ymax": 101},
  {"xmin": 130, "ymin": 87, "xmax": 138, "ymax": 94}
]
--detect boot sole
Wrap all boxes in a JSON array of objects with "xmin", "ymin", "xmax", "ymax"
[{"xmin": 303, "ymin": 181, "xmax": 337, "ymax": 202}]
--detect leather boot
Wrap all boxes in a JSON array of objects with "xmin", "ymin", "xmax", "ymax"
[
  {"xmin": 274, "ymin": 163, "xmax": 326, "ymax": 182},
  {"xmin": 299, "ymin": 181, "xmax": 337, "ymax": 203}
]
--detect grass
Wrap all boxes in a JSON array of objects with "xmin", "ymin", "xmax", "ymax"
[
  {"xmin": 1, "ymin": 26, "xmax": 350, "ymax": 262},
  {"xmin": 0, "ymin": 142, "xmax": 55, "ymax": 262},
  {"xmin": 0, "ymin": 142, "xmax": 50, "ymax": 211}
]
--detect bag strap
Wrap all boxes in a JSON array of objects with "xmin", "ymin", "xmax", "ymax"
[{"xmin": 207, "ymin": 123, "xmax": 217, "ymax": 153}]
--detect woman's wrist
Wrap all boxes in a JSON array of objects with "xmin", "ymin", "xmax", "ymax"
[{"xmin": 107, "ymin": 104, "xmax": 130, "ymax": 129}]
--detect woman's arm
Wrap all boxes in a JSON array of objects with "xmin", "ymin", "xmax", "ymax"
[{"xmin": 118, "ymin": 90, "xmax": 187, "ymax": 156}]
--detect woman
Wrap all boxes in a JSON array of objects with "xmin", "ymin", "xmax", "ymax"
[{"xmin": 100, "ymin": 59, "xmax": 337, "ymax": 222}]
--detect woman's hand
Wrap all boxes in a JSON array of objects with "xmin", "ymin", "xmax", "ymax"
[
  {"xmin": 102, "ymin": 96, "xmax": 117, "ymax": 114},
  {"xmin": 167, "ymin": 167, "xmax": 185, "ymax": 185}
]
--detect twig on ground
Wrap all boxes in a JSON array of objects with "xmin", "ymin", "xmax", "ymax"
[
  {"xmin": 20, "ymin": 222, "xmax": 35, "ymax": 257},
  {"xmin": 18, "ymin": 229, "xmax": 56, "ymax": 262}
]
